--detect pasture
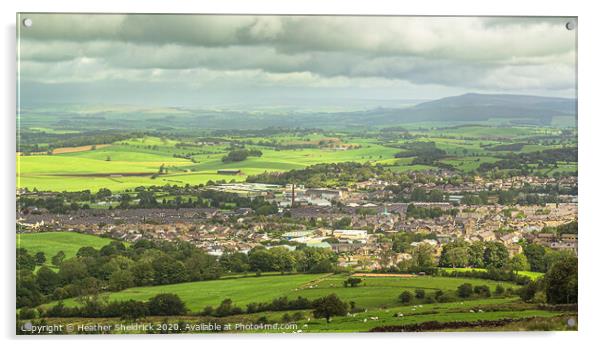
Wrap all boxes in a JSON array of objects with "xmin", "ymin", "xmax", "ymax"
[
  {"xmin": 52, "ymin": 273, "xmax": 520, "ymax": 312},
  {"xmin": 438, "ymin": 267, "xmax": 544, "ymax": 280},
  {"xmin": 17, "ymin": 125, "xmax": 577, "ymax": 192},
  {"xmin": 37, "ymin": 272, "xmax": 573, "ymax": 333},
  {"xmin": 17, "ymin": 232, "xmax": 119, "ymax": 266}
]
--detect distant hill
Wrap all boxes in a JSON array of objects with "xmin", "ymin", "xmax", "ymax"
[
  {"xmin": 344, "ymin": 93, "xmax": 576, "ymax": 125},
  {"xmin": 20, "ymin": 93, "xmax": 577, "ymax": 131}
]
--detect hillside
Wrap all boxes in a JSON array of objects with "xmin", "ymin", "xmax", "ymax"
[{"xmin": 18, "ymin": 93, "xmax": 577, "ymax": 132}]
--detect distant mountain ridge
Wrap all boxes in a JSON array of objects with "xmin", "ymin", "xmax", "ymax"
[
  {"xmin": 351, "ymin": 93, "xmax": 576, "ymax": 125},
  {"xmin": 21, "ymin": 93, "xmax": 577, "ymax": 131}
]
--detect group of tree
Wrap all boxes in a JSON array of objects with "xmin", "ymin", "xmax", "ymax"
[
  {"xmin": 243, "ymin": 245, "xmax": 338, "ymax": 274},
  {"xmin": 518, "ymin": 253, "xmax": 577, "ymax": 305},
  {"xmin": 477, "ymin": 147, "xmax": 577, "ymax": 173},
  {"xmin": 17, "ymin": 239, "xmax": 221, "ymax": 308},
  {"xmin": 33, "ymin": 293, "xmax": 187, "ymax": 320},
  {"xmin": 438, "ymin": 240, "xmax": 513, "ymax": 270},
  {"xmin": 222, "ymin": 148, "xmax": 263, "ymax": 163},
  {"xmin": 203, "ymin": 296, "xmax": 313, "ymax": 317},
  {"xmin": 247, "ymin": 162, "xmax": 390, "ymax": 188},
  {"xmin": 17, "ymin": 240, "xmax": 339, "ymax": 309},
  {"xmin": 394, "ymin": 141, "xmax": 447, "ymax": 165}
]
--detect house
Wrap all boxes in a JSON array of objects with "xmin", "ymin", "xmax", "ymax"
[{"xmin": 333, "ymin": 229, "xmax": 368, "ymax": 241}]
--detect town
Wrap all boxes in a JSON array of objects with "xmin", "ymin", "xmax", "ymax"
[{"xmin": 17, "ymin": 171, "xmax": 578, "ymax": 271}]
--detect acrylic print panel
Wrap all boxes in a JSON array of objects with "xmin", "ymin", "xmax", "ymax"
[{"xmin": 16, "ymin": 14, "xmax": 577, "ymax": 334}]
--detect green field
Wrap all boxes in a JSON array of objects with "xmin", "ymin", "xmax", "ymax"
[
  {"xmin": 17, "ymin": 232, "xmax": 119, "ymax": 266},
  {"xmin": 53, "ymin": 273, "xmax": 521, "ymax": 312},
  {"xmin": 17, "ymin": 125, "xmax": 577, "ymax": 192},
  {"xmin": 439, "ymin": 267, "xmax": 544, "ymax": 280},
  {"xmin": 17, "ymin": 135, "xmax": 399, "ymax": 192},
  {"xmin": 39, "ymin": 272, "xmax": 572, "ymax": 333}
]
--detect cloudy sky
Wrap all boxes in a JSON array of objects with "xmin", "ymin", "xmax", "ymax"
[{"xmin": 18, "ymin": 14, "xmax": 577, "ymax": 108}]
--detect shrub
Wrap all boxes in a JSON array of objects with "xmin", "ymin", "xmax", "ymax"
[
  {"xmin": 518, "ymin": 281, "xmax": 539, "ymax": 302},
  {"xmin": 457, "ymin": 283, "xmax": 473, "ymax": 298},
  {"xmin": 18, "ymin": 308, "xmax": 37, "ymax": 320},
  {"xmin": 147, "ymin": 293, "xmax": 187, "ymax": 316},
  {"xmin": 343, "ymin": 277, "xmax": 362, "ymax": 288},
  {"xmin": 399, "ymin": 291, "xmax": 413, "ymax": 304},
  {"xmin": 424, "ymin": 295, "xmax": 437, "ymax": 304},
  {"xmin": 474, "ymin": 285, "xmax": 491, "ymax": 297},
  {"xmin": 414, "ymin": 289, "xmax": 426, "ymax": 299}
]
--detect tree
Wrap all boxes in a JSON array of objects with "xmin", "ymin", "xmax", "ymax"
[
  {"xmin": 510, "ymin": 254, "xmax": 530, "ymax": 273},
  {"xmin": 270, "ymin": 247, "xmax": 296, "ymax": 273},
  {"xmin": 214, "ymin": 298, "xmax": 243, "ymax": 317},
  {"xmin": 108, "ymin": 269, "xmax": 135, "ymax": 291},
  {"xmin": 120, "ymin": 300, "xmax": 149, "ymax": 321},
  {"xmin": 411, "ymin": 243, "xmax": 435, "ymax": 270},
  {"xmin": 544, "ymin": 255, "xmax": 577, "ymax": 304},
  {"xmin": 523, "ymin": 243, "xmax": 546, "ymax": 272},
  {"xmin": 312, "ymin": 294, "xmax": 348, "ymax": 323},
  {"xmin": 96, "ymin": 188, "xmax": 112, "ymax": 200},
  {"xmin": 36, "ymin": 266, "xmax": 60, "ymax": 294},
  {"xmin": 468, "ymin": 242, "xmax": 485, "ymax": 268},
  {"xmin": 77, "ymin": 246, "xmax": 99, "ymax": 258},
  {"xmin": 219, "ymin": 252, "xmax": 250, "ymax": 273},
  {"xmin": 131, "ymin": 261, "xmax": 155, "ymax": 286},
  {"xmin": 544, "ymin": 249, "xmax": 575, "ymax": 272},
  {"xmin": 147, "ymin": 293, "xmax": 187, "ymax": 316},
  {"xmin": 399, "ymin": 291, "xmax": 413, "ymax": 303},
  {"xmin": 184, "ymin": 252, "xmax": 222, "ymax": 281},
  {"xmin": 248, "ymin": 248, "xmax": 274, "ymax": 272},
  {"xmin": 457, "ymin": 283, "xmax": 473, "ymax": 298},
  {"xmin": 518, "ymin": 281, "xmax": 539, "ymax": 302},
  {"xmin": 58, "ymin": 259, "xmax": 89, "ymax": 285},
  {"xmin": 483, "ymin": 242, "xmax": 509, "ymax": 269},
  {"xmin": 34, "ymin": 252, "xmax": 46, "ymax": 265},
  {"xmin": 17, "ymin": 248, "xmax": 36, "ymax": 271},
  {"xmin": 473, "ymin": 285, "xmax": 491, "ymax": 297},
  {"xmin": 343, "ymin": 277, "xmax": 362, "ymax": 288},
  {"xmin": 447, "ymin": 247, "xmax": 469, "ymax": 268},
  {"xmin": 152, "ymin": 256, "xmax": 188, "ymax": 285},
  {"xmin": 51, "ymin": 251, "xmax": 66, "ymax": 267},
  {"xmin": 17, "ymin": 271, "xmax": 43, "ymax": 308}
]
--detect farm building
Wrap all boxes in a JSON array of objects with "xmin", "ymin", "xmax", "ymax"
[{"xmin": 217, "ymin": 169, "xmax": 242, "ymax": 175}]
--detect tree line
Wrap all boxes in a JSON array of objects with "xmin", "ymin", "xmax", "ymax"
[{"xmin": 16, "ymin": 238, "xmax": 338, "ymax": 309}]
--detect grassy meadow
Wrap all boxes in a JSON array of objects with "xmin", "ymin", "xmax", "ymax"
[
  {"xmin": 16, "ymin": 125, "xmax": 577, "ymax": 192},
  {"xmin": 17, "ymin": 232, "xmax": 119, "ymax": 267},
  {"xmin": 51, "ymin": 273, "xmax": 520, "ymax": 312}
]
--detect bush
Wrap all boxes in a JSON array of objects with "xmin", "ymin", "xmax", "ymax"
[
  {"xmin": 201, "ymin": 306, "xmax": 214, "ymax": 316},
  {"xmin": 147, "ymin": 293, "xmax": 187, "ymax": 316},
  {"xmin": 424, "ymin": 295, "xmax": 437, "ymax": 304},
  {"xmin": 544, "ymin": 255, "xmax": 577, "ymax": 304},
  {"xmin": 436, "ymin": 294, "xmax": 455, "ymax": 303},
  {"xmin": 399, "ymin": 291, "xmax": 413, "ymax": 304},
  {"xmin": 457, "ymin": 283, "xmax": 473, "ymax": 298},
  {"xmin": 414, "ymin": 289, "xmax": 426, "ymax": 299},
  {"xmin": 474, "ymin": 285, "xmax": 491, "ymax": 297},
  {"xmin": 343, "ymin": 277, "xmax": 362, "ymax": 288},
  {"xmin": 18, "ymin": 308, "xmax": 37, "ymax": 319},
  {"xmin": 495, "ymin": 284, "xmax": 505, "ymax": 296},
  {"xmin": 519, "ymin": 281, "xmax": 539, "ymax": 302}
]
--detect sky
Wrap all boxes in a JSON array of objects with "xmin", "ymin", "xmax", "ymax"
[{"xmin": 18, "ymin": 14, "xmax": 577, "ymax": 108}]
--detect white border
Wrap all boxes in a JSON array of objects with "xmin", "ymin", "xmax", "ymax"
[{"xmin": 2, "ymin": 1, "xmax": 600, "ymax": 347}]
